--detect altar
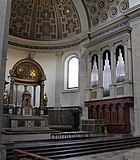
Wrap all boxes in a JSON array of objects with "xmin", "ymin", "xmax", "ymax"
[
  {"xmin": 10, "ymin": 115, "xmax": 47, "ymax": 128},
  {"xmin": 2, "ymin": 55, "xmax": 49, "ymax": 131}
]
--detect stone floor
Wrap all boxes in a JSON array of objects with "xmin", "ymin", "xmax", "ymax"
[
  {"xmin": 1, "ymin": 133, "xmax": 51, "ymax": 142},
  {"xmin": 60, "ymin": 150, "xmax": 129, "ymax": 160},
  {"xmin": 60, "ymin": 148, "xmax": 140, "ymax": 160}
]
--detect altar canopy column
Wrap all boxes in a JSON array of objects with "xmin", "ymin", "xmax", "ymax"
[
  {"xmin": 9, "ymin": 76, "xmax": 14, "ymax": 104},
  {"xmin": 0, "ymin": 0, "xmax": 11, "ymax": 158},
  {"xmin": 40, "ymin": 81, "xmax": 45, "ymax": 108},
  {"xmin": 33, "ymin": 86, "xmax": 36, "ymax": 107},
  {"xmin": 15, "ymin": 84, "xmax": 18, "ymax": 106},
  {"xmin": 55, "ymin": 52, "xmax": 62, "ymax": 107}
]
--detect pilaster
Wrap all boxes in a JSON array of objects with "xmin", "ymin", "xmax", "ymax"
[
  {"xmin": 55, "ymin": 52, "xmax": 63, "ymax": 107},
  {"xmin": 124, "ymin": 38, "xmax": 133, "ymax": 82},
  {"xmin": 0, "ymin": 0, "xmax": 11, "ymax": 159},
  {"xmin": 109, "ymin": 43, "xmax": 115, "ymax": 97},
  {"xmin": 87, "ymin": 53, "xmax": 91, "ymax": 89},
  {"xmin": 123, "ymin": 39, "xmax": 129, "ymax": 81}
]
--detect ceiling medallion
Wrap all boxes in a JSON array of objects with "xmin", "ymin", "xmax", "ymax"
[
  {"xmin": 98, "ymin": 0, "xmax": 106, "ymax": 10},
  {"xmin": 89, "ymin": 4, "xmax": 97, "ymax": 15},
  {"xmin": 101, "ymin": 11, "xmax": 108, "ymax": 22},
  {"xmin": 92, "ymin": 16, "xmax": 99, "ymax": 27},
  {"xmin": 119, "ymin": 1, "xmax": 129, "ymax": 13},
  {"xmin": 106, "ymin": 0, "xmax": 115, "ymax": 5},
  {"xmin": 110, "ymin": 6, "xmax": 117, "ymax": 18}
]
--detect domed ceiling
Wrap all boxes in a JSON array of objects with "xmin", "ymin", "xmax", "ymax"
[
  {"xmin": 83, "ymin": 0, "xmax": 129, "ymax": 28},
  {"xmin": 10, "ymin": 0, "xmax": 81, "ymax": 41},
  {"xmin": 9, "ymin": 0, "xmax": 129, "ymax": 42}
]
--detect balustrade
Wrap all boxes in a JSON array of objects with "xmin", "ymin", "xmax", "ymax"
[{"xmin": 51, "ymin": 131, "xmax": 94, "ymax": 139}]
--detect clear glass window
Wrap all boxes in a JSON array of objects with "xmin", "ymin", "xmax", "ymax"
[
  {"xmin": 68, "ymin": 57, "xmax": 79, "ymax": 88},
  {"xmin": 64, "ymin": 55, "xmax": 79, "ymax": 90}
]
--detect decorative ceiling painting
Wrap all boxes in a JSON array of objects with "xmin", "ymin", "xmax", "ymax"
[
  {"xmin": 9, "ymin": 0, "xmax": 129, "ymax": 41},
  {"xmin": 10, "ymin": 0, "xmax": 81, "ymax": 41}
]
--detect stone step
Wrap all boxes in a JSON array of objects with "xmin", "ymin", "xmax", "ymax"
[
  {"xmin": 5, "ymin": 135, "xmax": 140, "ymax": 160},
  {"xmin": 2, "ymin": 127, "xmax": 57, "ymax": 135}
]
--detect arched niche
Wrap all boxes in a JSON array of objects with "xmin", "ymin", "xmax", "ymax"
[{"xmin": 8, "ymin": 55, "xmax": 46, "ymax": 109}]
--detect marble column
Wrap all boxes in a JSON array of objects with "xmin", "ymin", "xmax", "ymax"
[
  {"xmin": 9, "ymin": 76, "xmax": 14, "ymax": 105},
  {"xmin": 0, "ymin": 0, "xmax": 11, "ymax": 159},
  {"xmin": 40, "ymin": 81, "xmax": 45, "ymax": 108},
  {"xmin": 15, "ymin": 84, "xmax": 18, "ymax": 106},
  {"xmin": 33, "ymin": 86, "xmax": 36, "ymax": 107}
]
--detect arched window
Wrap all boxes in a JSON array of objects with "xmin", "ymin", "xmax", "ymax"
[
  {"xmin": 91, "ymin": 54, "xmax": 98, "ymax": 87},
  {"xmin": 116, "ymin": 45, "xmax": 125, "ymax": 83},
  {"xmin": 103, "ymin": 50, "xmax": 111, "ymax": 97},
  {"xmin": 64, "ymin": 55, "xmax": 79, "ymax": 90}
]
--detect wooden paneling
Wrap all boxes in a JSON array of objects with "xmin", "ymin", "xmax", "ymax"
[{"xmin": 84, "ymin": 97, "xmax": 133, "ymax": 134}]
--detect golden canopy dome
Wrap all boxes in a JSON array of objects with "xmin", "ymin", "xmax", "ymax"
[
  {"xmin": 10, "ymin": 55, "xmax": 46, "ymax": 83},
  {"xmin": 14, "ymin": 62, "xmax": 42, "ymax": 80}
]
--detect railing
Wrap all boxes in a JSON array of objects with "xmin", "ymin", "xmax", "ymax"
[
  {"xmin": 14, "ymin": 149, "xmax": 53, "ymax": 160},
  {"xmin": 51, "ymin": 131, "xmax": 94, "ymax": 140}
]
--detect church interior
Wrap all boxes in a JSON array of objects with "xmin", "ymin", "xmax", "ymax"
[{"xmin": 1, "ymin": 0, "xmax": 140, "ymax": 159}]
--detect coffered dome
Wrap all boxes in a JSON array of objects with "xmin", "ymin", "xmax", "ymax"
[
  {"xmin": 10, "ymin": 0, "xmax": 81, "ymax": 41},
  {"xmin": 9, "ymin": 0, "xmax": 130, "ymax": 50}
]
